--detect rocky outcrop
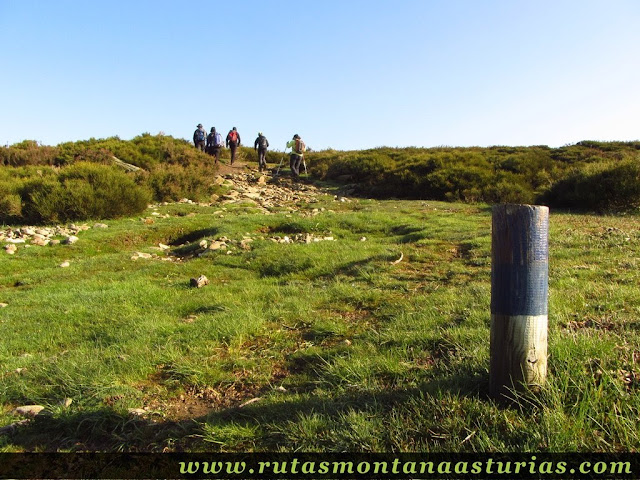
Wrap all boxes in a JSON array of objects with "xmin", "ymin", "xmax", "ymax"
[
  {"xmin": 2, "ymin": 224, "xmax": 97, "ymax": 255},
  {"xmin": 111, "ymin": 155, "xmax": 142, "ymax": 172},
  {"xmin": 149, "ymin": 173, "xmax": 337, "ymax": 214},
  {"xmin": 3, "ymin": 173, "xmax": 354, "ymax": 260}
]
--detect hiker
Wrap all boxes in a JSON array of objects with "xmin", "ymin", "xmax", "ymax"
[
  {"xmin": 254, "ymin": 132, "xmax": 269, "ymax": 172},
  {"xmin": 206, "ymin": 127, "xmax": 223, "ymax": 164},
  {"xmin": 226, "ymin": 127, "xmax": 241, "ymax": 165},
  {"xmin": 206, "ymin": 128, "xmax": 215, "ymax": 155},
  {"xmin": 193, "ymin": 124, "xmax": 206, "ymax": 151},
  {"xmin": 286, "ymin": 134, "xmax": 306, "ymax": 179},
  {"xmin": 208, "ymin": 127, "xmax": 223, "ymax": 164}
]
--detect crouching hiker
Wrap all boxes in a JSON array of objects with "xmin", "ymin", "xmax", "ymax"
[
  {"xmin": 254, "ymin": 132, "xmax": 269, "ymax": 172},
  {"xmin": 286, "ymin": 134, "xmax": 306, "ymax": 179}
]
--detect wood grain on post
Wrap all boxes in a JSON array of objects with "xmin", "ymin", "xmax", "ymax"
[{"xmin": 490, "ymin": 204, "xmax": 549, "ymax": 399}]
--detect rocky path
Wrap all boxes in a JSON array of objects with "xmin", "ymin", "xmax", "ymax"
[{"xmin": 2, "ymin": 161, "xmax": 351, "ymax": 256}]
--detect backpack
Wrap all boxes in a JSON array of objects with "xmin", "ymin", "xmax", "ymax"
[
  {"xmin": 229, "ymin": 130, "xmax": 238, "ymax": 143},
  {"xmin": 295, "ymin": 138, "xmax": 306, "ymax": 154},
  {"xmin": 259, "ymin": 136, "xmax": 268, "ymax": 149},
  {"xmin": 214, "ymin": 132, "xmax": 222, "ymax": 146},
  {"xmin": 196, "ymin": 129, "xmax": 205, "ymax": 141},
  {"xmin": 206, "ymin": 133, "xmax": 215, "ymax": 146}
]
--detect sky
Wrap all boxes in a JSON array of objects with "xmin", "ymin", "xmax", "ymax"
[{"xmin": 1, "ymin": 0, "xmax": 639, "ymax": 151}]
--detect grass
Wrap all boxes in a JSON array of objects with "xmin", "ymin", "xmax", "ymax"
[{"xmin": 1, "ymin": 188, "xmax": 639, "ymax": 453}]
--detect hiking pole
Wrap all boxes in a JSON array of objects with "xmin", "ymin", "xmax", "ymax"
[
  {"xmin": 302, "ymin": 155, "xmax": 307, "ymax": 175},
  {"xmin": 275, "ymin": 146, "xmax": 289, "ymax": 176}
]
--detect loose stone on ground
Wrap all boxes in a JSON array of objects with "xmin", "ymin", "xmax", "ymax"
[{"xmin": 190, "ymin": 275, "xmax": 209, "ymax": 288}]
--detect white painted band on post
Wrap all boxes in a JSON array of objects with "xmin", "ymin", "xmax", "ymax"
[{"xmin": 490, "ymin": 314, "xmax": 548, "ymax": 398}]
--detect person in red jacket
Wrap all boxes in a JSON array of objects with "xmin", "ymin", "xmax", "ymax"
[{"xmin": 225, "ymin": 127, "xmax": 241, "ymax": 165}]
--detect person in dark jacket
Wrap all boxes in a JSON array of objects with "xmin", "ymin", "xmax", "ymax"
[
  {"xmin": 254, "ymin": 132, "xmax": 269, "ymax": 172},
  {"xmin": 225, "ymin": 127, "xmax": 241, "ymax": 165},
  {"xmin": 193, "ymin": 124, "xmax": 206, "ymax": 151},
  {"xmin": 206, "ymin": 127, "xmax": 223, "ymax": 164},
  {"xmin": 206, "ymin": 128, "xmax": 215, "ymax": 156}
]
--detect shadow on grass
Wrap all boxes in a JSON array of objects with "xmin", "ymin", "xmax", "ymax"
[
  {"xmin": 193, "ymin": 304, "xmax": 229, "ymax": 315},
  {"xmin": 3, "ymin": 408, "xmax": 199, "ymax": 452},
  {"xmin": 314, "ymin": 253, "xmax": 399, "ymax": 281},
  {"xmin": 169, "ymin": 228, "xmax": 221, "ymax": 246},
  {"xmin": 390, "ymin": 224, "xmax": 429, "ymax": 244},
  {"xmin": 3, "ymin": 365, "xmax": 489, "ymax": 452}
]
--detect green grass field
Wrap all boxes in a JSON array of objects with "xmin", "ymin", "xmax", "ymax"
[{"xmin": 1, "ymin": 187, "xmax": 639, "ymax": 452}]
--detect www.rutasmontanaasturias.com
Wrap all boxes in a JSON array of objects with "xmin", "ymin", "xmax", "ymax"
[{"xmin": 178, "ymin": 456, "xmax": 633, "ymax": 477}]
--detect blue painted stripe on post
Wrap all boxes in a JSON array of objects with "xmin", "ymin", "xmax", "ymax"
[
  {"xmin": 513, "ymin": 223, "xmax": 549, "ymax": 262},
  {"xmin": 491, "ymin": 204, "xmax": 549, "ymax": 317},
  {"xmin": 491, "ymin": 262, "xmax": 549, "ymax": 316}
]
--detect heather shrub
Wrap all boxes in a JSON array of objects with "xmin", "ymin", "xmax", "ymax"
[
  {"xmin": 487, "ymin": 175, "xmax": 536, "ymax": 204},
  {"xmin": 19, "ymin": 177, "xmax": 66, "ymax": 224},
  {"xmin": 540, "ymin": 158, "xmax": 640, "ymax": 212},
  {"xmin": 59, "ymin": 162, "xmax": 152, "ymax": 219},
  {"xmin": 0, "ymin": 194, "xmax": 22, "ymax": 220},
  {"xmin": 306, "ymin": 143, "xmax": 640, "ymax": 209},
  {"xmin": 54, "ymin": 134, "xmax": 207, "ymax": 170},
  {"xmin": 19, "ymin": 162, "xmax": 151, "ymax": 224},
  {"xmin": 0, "ymin": 173, "xmax": 23, "ymax": 222},
  {"xmin": 148, "ymin": 163, "xmax": 218, "ymax": 202},
  {"xmin": 4, "ymin": 136, "xmax": 639, "ymax": 216},
  {"xmin": 0, "ymin": 140, "xmax": 59, "ymax": 167}
]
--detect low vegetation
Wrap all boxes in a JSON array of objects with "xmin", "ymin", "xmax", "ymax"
[
  {"xmin": 0, "ymin": 135, "xmax": 638, "ymax": 452},
  {"xmin": 3, "ymin": 162, "xmax": 151, "ymax": 224},
  {"xmin": 307, "ymin": 141, "xmax": 640, "ymax": 212},
  {"xmin": 2, "ymin": 136, "xmax": 640, "ymax": 226},
  {"xmin": 0, "ymin": 135, "xmax": 287, "ymax": 225},
  {"xmin": 0, "ymin": 186, "xmax": 639, "ymax": 452}
]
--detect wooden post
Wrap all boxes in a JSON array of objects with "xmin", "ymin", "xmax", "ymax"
[{"xmin": 490, "ymin": 204, "xmax": 549, "ymax": 399}]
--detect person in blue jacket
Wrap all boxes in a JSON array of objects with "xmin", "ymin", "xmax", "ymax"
[{"xmin": 193, "ymin": 124, "xmax": 206, "ymax": 151}]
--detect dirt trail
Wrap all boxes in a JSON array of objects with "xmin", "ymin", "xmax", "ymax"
[{"xmin": 214, "ymin": 159, "xmax": 254, "ymax": 176}]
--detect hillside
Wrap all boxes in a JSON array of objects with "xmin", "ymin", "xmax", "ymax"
[
  {"xmin": 2, "ymin": 136, "xmax": 639, "ymax": 228},
  {"xmin": 307, "ymin": 141, "xmax": 640, "ymax": 211},
  {"xmin": 1, "ymin": 165, "xmax": 639, "ymax": 452}
]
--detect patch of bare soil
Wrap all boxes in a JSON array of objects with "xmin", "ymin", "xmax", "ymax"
[
  {"xmin": 150, "ymin": 383, "xmax": 261, "ymax": 421},
  {"xmin": 214, "ymin": 159, "xmax": 256, "ymax": 176}
]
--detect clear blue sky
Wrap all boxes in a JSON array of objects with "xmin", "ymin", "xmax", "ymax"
[{"xmin": 1, "ymin": 0, "xmax": 639, "ymax": 151}]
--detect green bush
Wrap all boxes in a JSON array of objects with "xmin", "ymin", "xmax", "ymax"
[
  {"xmin": 305, "ymin": 143, "xmax": 640, "ymax": 210},
  {"xmin": 0, "ymin": 193, "xmax": 22, "ymax": 218},
  {"xmin": 3, "ymin": 136, "xmax": 640, "ymax": 215},
  {"xmin": 148, "ymin": 163, "xmax": 218, "ymax": 202},
  {"xmin": 0, "ymin": 184, "xmax": 23, "ymax": 222},
  {"xmin": 488, "ymin": 176, "xmax": 536, "ymax": 204},
  {"xmin": 20, "ymin": 177, "xmax": 66, "ymax": 224},
  {"xmin": 19, "ymin": 162, "xmax": 151, "ymax": 224},
  {"xmin": 540, "ymin": 158, "xmax": 640, "ymax": 212},
  {"xmin": 2, "ymin": 134, "xmax": 222, "ymax": 205},
  {"xmin": 0, "ymin": 140, "xmax": 58, "ymax": 167}
]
